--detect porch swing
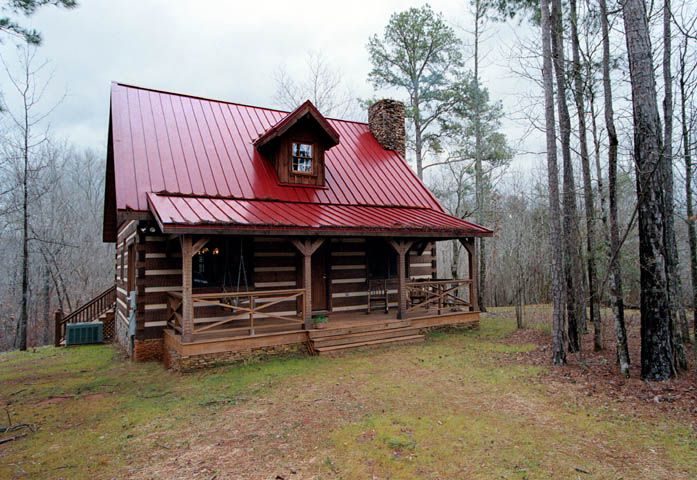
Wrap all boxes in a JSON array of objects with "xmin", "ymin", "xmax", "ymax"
[{"xmin": 221, "ymin": 238, "xmax": 249, "ymax": 309}]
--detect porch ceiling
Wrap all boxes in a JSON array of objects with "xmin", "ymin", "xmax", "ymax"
[{"xmin": 147, "ymin": 193, "xmax": 493, "ymax": 238}]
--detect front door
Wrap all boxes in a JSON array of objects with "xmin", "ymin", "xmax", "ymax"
[{"xmin": 311, "ymin": 243, "xmax": 329, "ymax": 312}]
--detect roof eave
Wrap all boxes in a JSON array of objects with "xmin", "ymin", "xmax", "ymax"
[
  {"xmin": 152, "ymin": 223, "xmax": 493, "ymax": 239},
  {"xmin": 253, "ymin": 100, "xmax": 340, "ymax": 150}
]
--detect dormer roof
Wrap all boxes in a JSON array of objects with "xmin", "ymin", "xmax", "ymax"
[{"xmin": 253, "ymin": 99, "xmax": 340, "ymax": 151}]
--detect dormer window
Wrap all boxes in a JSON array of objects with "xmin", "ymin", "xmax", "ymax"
[
  {"xmin": 253, "ymin": 100, "xmax": 340, "ymax": 187},
  {"xmin": 291, "ymin": 142, "xmax": 313, "ymax": 174}
]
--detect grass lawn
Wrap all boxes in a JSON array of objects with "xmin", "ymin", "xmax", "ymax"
[{"xmin": 1, "ymin": 309, "xmax": 695, "ymax": 479}]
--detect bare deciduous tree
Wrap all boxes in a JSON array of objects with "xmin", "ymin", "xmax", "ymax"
[
  {"xmin": 273, "ymin": 51, "xmax": 357, "ymax": 119},
  {"xmin": 551, "ymin": 0, "xmax": 586, "ymax": 352},
  {"xmin": 599, "ymin": 0, "xmax": 631, "ymax": 377}
]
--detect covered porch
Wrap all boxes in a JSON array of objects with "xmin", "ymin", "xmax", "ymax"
[{"xmin": 163, "ymin": 234, "xmax": 480, "ymax": 346}]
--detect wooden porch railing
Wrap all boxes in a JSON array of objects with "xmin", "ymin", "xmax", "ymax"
[
  {"xmin": 406, "ymin": 279, "xmax": 472, "ymax": 314},
  {"xmin": 54, "ymin": 285, "xmax": 117, "ymax": 346},
  {"xmin": 167, "ymin": 288, "xmax": 306, "ymax": 337}
]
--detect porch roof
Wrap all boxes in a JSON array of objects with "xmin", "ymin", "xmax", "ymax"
[{"xmin": 147, "ymin": 193, "xmax": 493, "ymax": 238}]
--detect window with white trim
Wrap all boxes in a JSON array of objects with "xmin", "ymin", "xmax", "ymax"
[{"xmin": 291, "ymin": 142, "xmax": 313, "ymax": 174}]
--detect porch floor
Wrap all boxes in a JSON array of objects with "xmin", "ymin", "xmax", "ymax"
[{"xmin": 177, "ymin": 307, "xmax": 477, "ymax": 343}]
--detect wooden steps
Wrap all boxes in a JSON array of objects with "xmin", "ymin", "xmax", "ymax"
[
  {"xmin": 309, "ymin": 319, "xmax": 410, "ymax": 339},
  {"xmin": 308, "ymin": 320, "xmax": 424, "ymax": 356},
  {"xmin": 314, "ymin": 334, "xmax": 424, "ymax": 355}
]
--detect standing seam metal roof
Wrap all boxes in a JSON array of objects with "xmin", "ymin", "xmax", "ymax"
[{"xmin": 106, "ymin": 82, "xmax": 493, "ymax": 238}]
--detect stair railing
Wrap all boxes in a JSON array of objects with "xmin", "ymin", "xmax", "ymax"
[{"xmin": 54, "ymin": 285, "xmax": 117, "ymax": 346}]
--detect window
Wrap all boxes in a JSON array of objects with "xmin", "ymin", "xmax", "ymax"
[{"xmin": 291, "ymin": 142, "xmax": 313, "ymax": 174}]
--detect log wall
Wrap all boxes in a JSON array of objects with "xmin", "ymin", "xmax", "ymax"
[{"xmin": 114, "ymin": 220, "xmax": 138, "ymax": 354}]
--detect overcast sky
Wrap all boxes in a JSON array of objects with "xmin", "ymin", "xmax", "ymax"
[{"xmin": 0, "ymin": 0, "xmax": 542, "ymax": 173}]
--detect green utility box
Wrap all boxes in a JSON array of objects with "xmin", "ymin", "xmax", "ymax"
[{"xmin": 65, "ymin": 322, "xmax": 104, "ymax": 346}]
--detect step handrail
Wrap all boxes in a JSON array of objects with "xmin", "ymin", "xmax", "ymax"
[{"xmin": 54, "ymin": 285, "xmax": 116, "ymax": 346}]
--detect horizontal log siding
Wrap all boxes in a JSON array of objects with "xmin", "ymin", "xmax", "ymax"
[
  {"xmin": 252, "ymin": 238, "xmax": 299, "ymax": 316},
  {"xmin": 409, "ymin": 245, "xmax": 437, "ymax": 279},
  {"xmin": 137, "ymin": 232, "xmax": 180, "ymax": 336},
  {"xmin": 328, "ymin": 238, "xmax": 368, "ymax": 311}
]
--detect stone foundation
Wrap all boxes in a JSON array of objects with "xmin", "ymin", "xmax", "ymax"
[
  {"xmin": 164, "ymin": 342, "xmax": 307, "ymax": 373},
  {"xmin": 133, "ymin": 338, "xmax": 164, "ymax": 362}
]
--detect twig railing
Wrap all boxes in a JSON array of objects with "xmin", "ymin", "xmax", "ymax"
[
  {"xmin": 54, "ymin": 285, "xmax": 116, "ymax": 346},
  {"xmin": 167, "ymin": 288, "xmax": 305, "ymax": 337},
  {"xmin": 406, "ymin": 279, "xmax": 472, "ymax": 314}
]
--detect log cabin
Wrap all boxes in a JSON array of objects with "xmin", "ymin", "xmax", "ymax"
[{"xmin": 98, "ymin": 82, "xmax": 492, "ymax": 371}]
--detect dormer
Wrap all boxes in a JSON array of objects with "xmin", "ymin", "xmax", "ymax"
[{"xmin": 254, "ymin": 100, "xmax": 340, "ymax": 187}]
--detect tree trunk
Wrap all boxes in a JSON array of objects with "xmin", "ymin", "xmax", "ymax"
[
  {"xmin": 42, "ymin": 264, "xmax": 51, "ymax": 345},
  {"xmin": 451, "ymin": 239, "xmax": 461, "ymax": 279},
  {"xmin": 473, "ymin": 0, "xmax": 487, "ymax": 313},
  {"xmin": 570, "ymin": 0, "xmax": 602, "ymax": 350},
  {"xmin": 588, "ymin": 84, "xmax": 611, "ymax": 254},
  {"xmin": 16, "ymin": 97, "xmax": 30, "ymax": 352},
  {"xmin": 413, "ymin": 90, "xmax": 423, "ymax": 180},
  {"xmin": 600, "ymin": 0, "xmax": 630, "ymax": 376},
  {"xmin": 679, "ymin": 39, "xmax": 697, "ymax": 354},
  {"xmin": 540, "ymin": 0, "xmax": 566, "ymax": 365},
  {"xmin": 516, "ymin": 270, "xmax": 525, "ymax": 329},
  {"xmin": 551, "ymin": 0, "xmax": 585, "ymax": 353},
  {"xmin": 623, "ymin": 0, "xmax": 675, "ymax": 381},
  {"xmin": 662, "ymin": 0, "xmax": 689, "ymax": 369}
]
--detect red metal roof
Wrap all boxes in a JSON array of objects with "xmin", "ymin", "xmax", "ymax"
[
  {"xmin": 105, "ymin": 83, "xmax": 492, "ymax": 239},
  {"xmin": 147, "ymin": 193, "xmax": 492, "ymax": 237}
]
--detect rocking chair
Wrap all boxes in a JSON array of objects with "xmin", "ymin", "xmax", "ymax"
[{"xmin": 367, "ymin": 278, "xmax": 390, "ymax": 314}]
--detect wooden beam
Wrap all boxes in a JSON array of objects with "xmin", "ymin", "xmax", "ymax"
[
  {"xmin": 191, "ymin": 237, "xmax": 210, "ymax": 256},
  {"xmin": 291, "ymin": 238, "xmax": 325, "ymax": 329},
  {"xmin": 460, "ymin": 238, "xmax": 479, "ymax": 312},
  {"xmin": 181, "ymin": 235, "xmax": 194, "ymax": 342},
  {"xmin": 388, "ymin": 239, "xmax": 413, "ymax": 319},
  {"xmin": 291, "ymin": 238, "xmax": 324, "ymax": 256}
]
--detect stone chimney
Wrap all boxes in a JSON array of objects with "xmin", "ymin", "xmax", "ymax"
[{"xmin": 368, "ymin": 99, "xmax": 406, "ymax": 156}]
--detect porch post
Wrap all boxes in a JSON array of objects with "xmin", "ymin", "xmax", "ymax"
[
  {"xmin": 460, "ymin": 238, "xmax": 479, "ymax": 312},
  {"xmin": 291, "ymin": 238, "xmax": 325, "ymax": 329},
  {"xmin": 388, "ymin": 239, "xmax": 413, "ymax": 320},
  {"xmin": 181, "ymin": 235, "xmax": 194, "ymax": 342}
]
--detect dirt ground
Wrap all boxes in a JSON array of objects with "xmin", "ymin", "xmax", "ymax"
[
  {"xmin": 1, "ymin": 307, "xmax": 696, "ymax": 479},
  {"xmin": 498, "ymin": 306, "xmax": 697, "ymax": 424}
]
